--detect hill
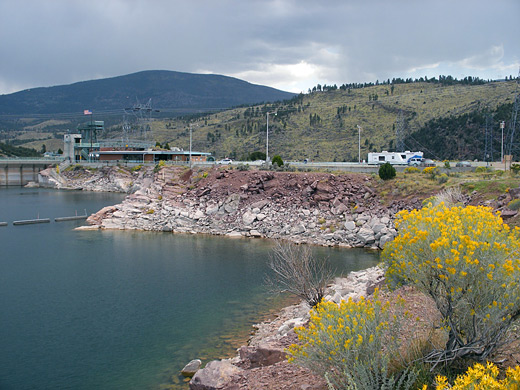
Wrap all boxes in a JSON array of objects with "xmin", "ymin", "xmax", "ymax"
[
  {"xmin": 2, "ymin": 77, "xmax": 518, "ymax": 161},
  {"xmin": 149, "ymin": 79, "xmax": 518, "ymax": 161},
  {"xmin": 0, "ymin": 70, "xmax": 295, "ymax": 116}
]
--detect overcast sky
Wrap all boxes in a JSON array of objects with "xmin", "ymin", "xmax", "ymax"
[{"xmin": 1, "ymin": 0, "xmax": 519, "ymax": 95}]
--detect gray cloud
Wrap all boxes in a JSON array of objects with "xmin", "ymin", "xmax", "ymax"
[{"xmin": 0, "ymin": 0, "xmax": 518, "ymax": 95}]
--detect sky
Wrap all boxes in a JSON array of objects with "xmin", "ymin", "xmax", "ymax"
[{"xmin": 1, "ymin": 0, "xmax": 519, "ymax": 95}]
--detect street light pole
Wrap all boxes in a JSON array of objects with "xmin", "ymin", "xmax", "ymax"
[
  {"xmin": 357, "ymin": 125, "xmax": 362, "ymax": 163},
  {"xmin": 500, "ymin": 121, "xmax": 505, "ymax": 163},
  {"xmin": 189, "ymin": 123, "xmax": 192, "ymax": 169},
  {"xmin": 266, "ymin": 111, "xmax": 276, "ymax": 164}
]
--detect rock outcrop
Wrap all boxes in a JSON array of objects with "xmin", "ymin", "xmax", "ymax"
[{"xmin": 81, "ymin": 166, "xmax": 419, "ymax": 249}]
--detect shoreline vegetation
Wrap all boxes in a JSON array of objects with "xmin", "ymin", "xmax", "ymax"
[{"xmin": 37, "ymin": 164, "xmax": 520, "ymax": 389}]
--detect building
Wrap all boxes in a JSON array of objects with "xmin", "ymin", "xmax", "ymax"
[{"xmin": 64, "ymin": 121, "xmax": 212, "ymax": 163}]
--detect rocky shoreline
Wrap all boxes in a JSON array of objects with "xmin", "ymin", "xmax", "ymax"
[
  {"xmin": 188, "ymin": 266, "xmax": 385, "ymax": 390},
  {"xmin": 39, "ymin": 165, "xmax": 423, "ymax": 249}
]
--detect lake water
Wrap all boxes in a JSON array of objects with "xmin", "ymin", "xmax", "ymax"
[{"xmin": 0, "ymin": 188, "xmax": 380, "ymax": 390}]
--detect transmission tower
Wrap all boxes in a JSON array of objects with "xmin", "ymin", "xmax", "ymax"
[
  {"xmin": 122, "ymin": 98, "xmax": 158, "ymax": 145},
  {"xmin": 483, "ymin": 114, "xmax": 494, "ymax": 163},
  {"xmin": 505, "ymin": 68, "xmax": 520, "ymax": 160},
  {"xmin": 395, "ymin": 110, "xmax": 406, "ymax": 152}
]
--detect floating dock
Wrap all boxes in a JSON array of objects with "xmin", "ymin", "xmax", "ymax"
[
  {"xmin": 0, "ymin": 222, "xmax": 7, "ymax": 227},
  {"xmin": 13, "ymin": 218, "xmax": 51, "ymax": 225},
  {"xmin": 55, "ymin": 210, "xmax": 88, "ymax": 222},
  {"xmin": 55, "ymin": 215, "xmax": 88, "ymax": 222}
]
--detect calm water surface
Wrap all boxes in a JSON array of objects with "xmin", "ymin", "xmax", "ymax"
[{"xmin": 0, "ymin": 188, "xmax": 379, "ymax": 390}]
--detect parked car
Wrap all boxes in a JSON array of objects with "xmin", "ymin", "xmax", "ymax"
[
  {"xmin": 456, "ymin": 161, "xmax": 472, "ymax": 167},
  {"xmin": 407, "ymin": 157, "xmax": 423, "ymax": 166},
  {"xmin": 420, "ymin": 159, "xmax": 436, "ymax": 167},
  {"xmin": 217, "ymin": 158, "xmax": 233, "ymax": 165}
]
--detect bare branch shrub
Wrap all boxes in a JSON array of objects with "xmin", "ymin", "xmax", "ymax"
[
  {"xmin": 433, "ymin": 186, "xmax": 466, "ymax": 207},
  {"xmin": 266, "ymin": 241, "xmax": 334, "ymax": 307}
]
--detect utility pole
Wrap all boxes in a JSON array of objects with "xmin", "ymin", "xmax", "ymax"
[
  {"xmin": 501, "ymin": 120, "xmax": 505, "ymax": 163},
  {"xmin": 266, "ymin": 111, "xmax": 276, "ymax": 165},
  {"xmin": 357, "ymin": 125, "xmax": 362, "ymax": 163},
  {"xmin": 189, "ymin": 123, "xmax": 192, "ymax": 169}
]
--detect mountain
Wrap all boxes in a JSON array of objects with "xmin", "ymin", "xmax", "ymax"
[{"xmin": 0, "ymin": 70, "xmax": 295, "ymax": 116}]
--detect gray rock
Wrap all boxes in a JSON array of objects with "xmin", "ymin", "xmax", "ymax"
[
  {"xmin": 192, "ymin": 210, "xmax": 205, "ymax": 220},
  {"xmin": 256, "ymin": 213, "xmax": 266, "ymax": 221},
  {"xmin": 226, "ymin": 231, "xmax": 242, "ymax": 238},
  {"xmin": 291, "ymin": 223, "xmax": 306, "ymax": 234},
  {"xmin": 242, "ymin": 211, "xmax": 257, "ymax": 225},
  {"xmin": 206, "ymin": 204, "xmax": 219, "ymax": 215},
  {"xmin": 356, "ymin": 227, "xmax": 375, "ymax": 244},
  {"xmin": 372, "ymin": 222, "xmax": 386, "ymax": 234},
  {"xmin": 379, "ymin": 234, "xmax": 394, "ymax": 248},
  {"xmin": 223, "ymin": 194, "xmax": 241, "ymax": 214},
  {"xmin": 181, "ymin": 359, "xmax": 202, "ymax": 377},
  {"xmin": 250, "ymin": 229, "xmax": 262, "ymax": 237},
  {"xmin": 238, "ymin": 343, "xmax": 287, "ymax": 368},
  {"xmin": 190, "ymin": 360, "xmax": 242, "ymax": 390},
  {"xmin": 344, "ymin": 221, "xmax": 356, "ymax": 231}
]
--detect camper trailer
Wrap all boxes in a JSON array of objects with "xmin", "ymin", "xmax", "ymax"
[{"xmin": 367, "ymin": 151, "xmax": 423, "ymax": 165}]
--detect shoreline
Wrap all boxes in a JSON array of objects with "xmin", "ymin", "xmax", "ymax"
[
  {"xmin": 38, "ymin": 165, "xmax": 421, "ymax": 250},
  {"xmin": 188, "ymin": 265, "xmax": 385, "ymax": 390}
]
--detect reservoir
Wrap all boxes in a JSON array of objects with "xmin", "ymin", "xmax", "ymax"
[{"xmin": 0, "ymin": 187, "xmax": 380, "ymax": 390}]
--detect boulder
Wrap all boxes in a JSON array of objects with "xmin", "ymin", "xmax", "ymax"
[
  {"xmin": 379, "ymin": 234, "xmax": 394, "ymax": 249},
  {"xmin": 371, "ymin": 222, "xmax": 386, "ymax": 234},
  {"xmin": 226, "ymin": 231, "xmax": 243, "ymax": 238},
  {"xmin": 223, "ymin": 194, "xmax": 241, "ymax": 214},
  {"xmin": 190, "ymin": 360, "xmax": 242, "ymax": 390},
  {"xmin": 356, "ymin": 227, "xmax": 375, "ymax": 245},
  {"xmin": 182, "ymin": 359, "xmax": 202, "ymax": 377},
  {"xmin": 344, "ymin": 221, "xmax": 356, "ymax": 231},
  {"xmin": 242, "ymin": 211, "xmax": 257, "ymax": 225},
  {"xmin": 238, "ymin": 343, "xmax": 287, "ymax": 368}
]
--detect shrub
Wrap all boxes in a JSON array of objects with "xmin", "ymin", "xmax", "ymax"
[
  {"xmin": 404, "ymin": 167, "xmax": 420, "ymax": 174},
  {"xmin": 236, "ymin": 163, "xmax": 250, "ymax": 171},
  {"xmin": 430, "ymin": 362, "xmax": 520, "ymax": 390},
  {"xmin": 288, "ymin": 292, "xmax": 417, "ymax": 390},
  {"xmin": 423, "ymin": 166, "xmax": 440, "ymax": 179},
  {"xmin": 272, "ymin": 155, "xmax": 284, "ymax": 167},
  {"xmin": 154, "ymin": 160, "xmax": 166, "ymax": 173},
  {"xmin": 131, "ymin": 164, "xmax": 142, "ymax": 172},
  {"xmin": 475, "ymin": 166, "xmax": 490, "ymax": 173},
  {"xmin": 266, "ymin": 242, "xmax": 334, "ymax": 308},
  {"xmin": 511, "ymin": 163, "xmax": 520, "ymax": 175},
  {"xmin": 379, "ymin": 162, "xmax": 396, "ymax": 180},
  {"xmin": 382, "ymin": 204, "xmax": 520, "ymax": 366},
  {"xmin": 508, "ymin": 199, "xmax": 520, "ymax": 211},
  {"xmin": 437, "ymin": 173, "xmax": 448, "ymax": 184},
  {"xmin": 444, "ymin": 161, "xmax": 451, "ymax": 169},
  {"xmin": 433, "ymin": 187, "xmax": 465, "ymax": 208}
]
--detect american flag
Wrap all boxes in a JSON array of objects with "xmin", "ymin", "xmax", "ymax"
[{"xmin": 84, "ymin": 109, "xmax": 92, "ymax": 115}]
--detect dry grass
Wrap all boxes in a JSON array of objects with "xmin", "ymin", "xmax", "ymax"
[{"xmin": 150, "ymin": 81, "xmax": 517, "ymax": 161}]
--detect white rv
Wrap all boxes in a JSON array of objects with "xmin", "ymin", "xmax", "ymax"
[{"xmin": 367, "ymin": 151, "xmax": 423, "ymax": 165}]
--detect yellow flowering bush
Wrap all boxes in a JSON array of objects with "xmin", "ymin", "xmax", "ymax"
[
  {"xmin": 405, "ymin": 167, "xmax": 420, "ymax": 174},
  {"xmin": 428, "ymin": 362, "xmax": 520, "ymax": 389},
  {"xmin": 382, "ymin": 203, "xmax": 520, "ymax": 365},
  {"xmin": 423, "ymin": 166, "xmax": 440, "ymax": 179},
  {"xmin": 287, "ymin": 293, "xmax": 417, "ymax": 389}
]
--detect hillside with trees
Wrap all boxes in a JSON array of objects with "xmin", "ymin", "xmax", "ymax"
[
  {"xmin": 149, "ymin": 78, "xmax": 518, "ymax": 161},
  {"xmin": 2, "ymin": 75, "xmax": 518, "ymax": 161}
]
